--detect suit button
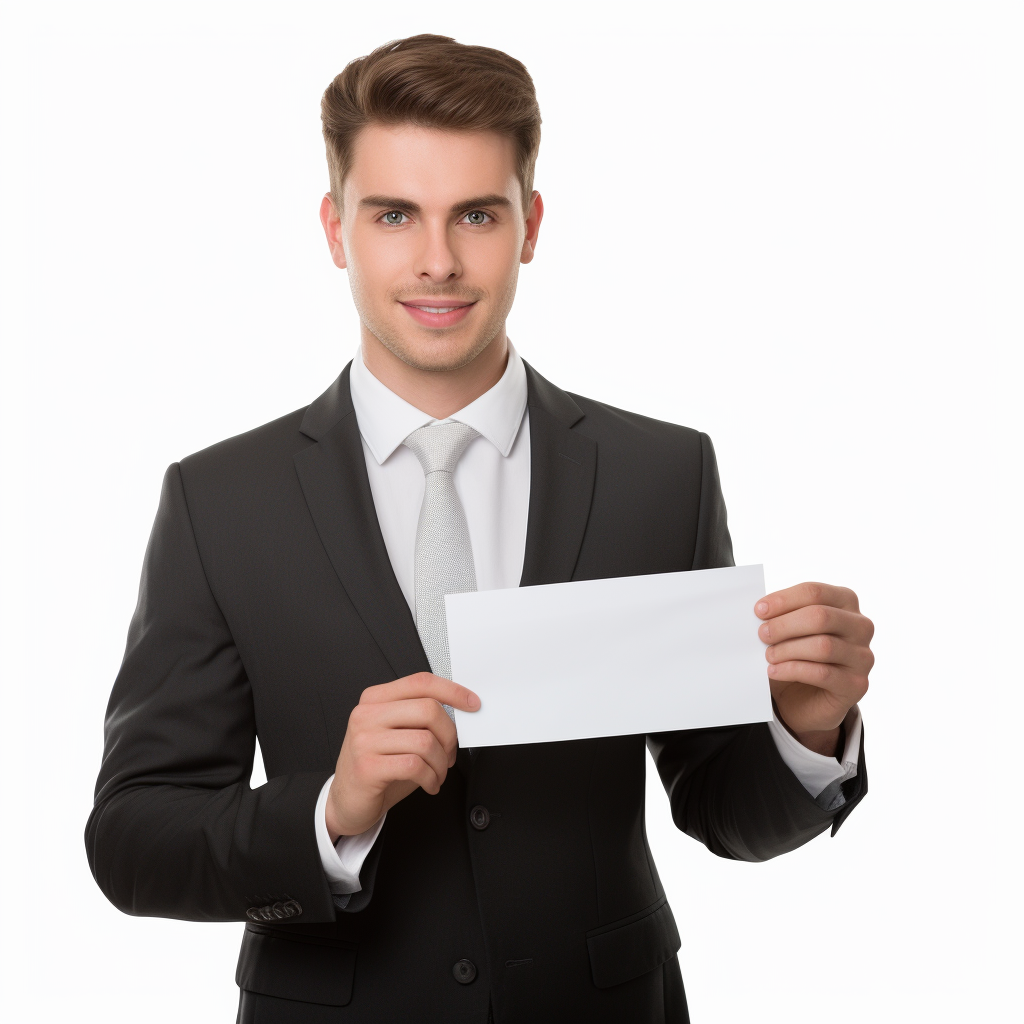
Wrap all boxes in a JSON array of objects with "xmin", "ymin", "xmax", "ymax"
[
  {"xmin": 245, "ymin": 908, "xmax": 261, "ymax": 922},
  {"xmin": 282, "ymin": 900, "xmax": 302, "ymax": 918},
  {"xmin": 258, "ymin": 906, "xmax": 274, "ymax": 921},
  {"xmin": 469, "ymin": 805, "xmax": 490, "ymax": 830},
  {"xmin": 453, "ymin": 959, "xmax": 477, "ymax": 984},
  {"xmin": 271, "ymin": 902, "xmax": 287, "ymax": 920}
]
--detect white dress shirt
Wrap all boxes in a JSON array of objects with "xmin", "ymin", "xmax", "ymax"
[{"xmin": 316, "ymin": 343, "xmax": 862, "ymax": 896}]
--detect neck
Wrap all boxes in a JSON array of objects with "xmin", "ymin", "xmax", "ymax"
[{"xmin": 360, "ymin": 328, "xmax": 509, "ymax": 419}]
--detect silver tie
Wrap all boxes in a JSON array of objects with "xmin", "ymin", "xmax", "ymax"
[{"xmin": 403, "ymin": 421, "xmax": 480, "ymax": 719}]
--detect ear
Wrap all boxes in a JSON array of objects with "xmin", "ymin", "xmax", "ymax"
[
  {"xmin": 520, "ymin": 191, "xmax": 544, "ymax": 265},
  {"xmin": 320, "ymin": 193, "xmax": 347, "ymax": 270}
]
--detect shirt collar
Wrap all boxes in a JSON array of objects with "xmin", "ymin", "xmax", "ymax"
[{"xmin": 349, "ymin": 340, "xmax": 528, "ymax": 466}]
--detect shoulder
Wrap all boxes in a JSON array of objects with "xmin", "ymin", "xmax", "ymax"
[
  {"xmin": 524, "ymin": 359, "xmax": 705, "ymax": 453},
  {"xmin": 173, "ymin": 405, "xmax": 323, "ymax": 524},
  {"xmin": 564, "ymin": 392, "xmax": 710, "ymax": 483},
  {"xmin": 573, "ymin": 391, "xmax": 708, "ymax": 495},
  {"xmin": 176, "ymin": 365, "xmax": 352, "ymax": 489},
  {"xmin": 179, "ymin": 405, "xmax": 311, "ymax": 479},
  {"xmin": 524, "ymin": 360, "xmax": 712, "ymax": 483},
  {"xmin": 568, "ymin": 391, "xmax": 703, "ymax": 449}
]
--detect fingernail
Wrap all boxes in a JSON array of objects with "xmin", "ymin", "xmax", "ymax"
[
  {"xmin": 759, "ymin": 623, "xmax": 770, "ymax": 640},
  {"xmin": 756, "ymin": 601, "xmax": 769, "ymax": 616},
  {"xmin": 767, "ymin": 664, "xmax": 777, "ymax": 675},
  {"xmin": 467, "ymin": 693, "xmax": 480, "ymax": 710}
]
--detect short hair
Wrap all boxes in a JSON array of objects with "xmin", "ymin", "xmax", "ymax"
[{"xmin": 321, "ymin": 34, "xmax": 542, "ymax": 215}]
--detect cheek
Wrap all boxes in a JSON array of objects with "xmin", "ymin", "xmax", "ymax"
[
  {"xmin": 346, "ymin": 223, "xmax": 405, "ymax": 274},
  {"xmin": 346, "ymin": 238, "xmax": 406, "ymax": 299},
  {"xmin": 472, "ymin": 234, "xmax": 522, "ymax": 285}
]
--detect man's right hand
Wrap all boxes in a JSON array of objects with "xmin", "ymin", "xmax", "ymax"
[{"xmin": 325, "ymin": 672, "xmax": 480, "ymax": 841}]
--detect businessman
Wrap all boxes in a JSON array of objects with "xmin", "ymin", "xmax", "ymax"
[{"xmin": 87, "ymin": 34, "xmax": 874, "ymax": 1023}]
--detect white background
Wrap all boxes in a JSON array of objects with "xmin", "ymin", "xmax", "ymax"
[{"xmin": 1, "ymin": 2, "xmax": 1020, "ymax": 1020}]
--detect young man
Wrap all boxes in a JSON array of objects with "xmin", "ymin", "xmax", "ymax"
[{"xmin": 87, "ymin": 34, "xmax": 873, "ymax": 1024}]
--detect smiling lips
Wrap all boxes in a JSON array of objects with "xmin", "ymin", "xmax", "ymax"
[{"xmin": 400, "ymin": 300, "xmax": 476, "ymax": 328}]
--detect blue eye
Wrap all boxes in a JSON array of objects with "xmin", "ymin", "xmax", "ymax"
[{"xmin": 382, "ymin": 211, "xmax": 407, "ymax": 225}]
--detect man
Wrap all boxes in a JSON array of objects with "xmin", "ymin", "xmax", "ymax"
[{"xmin": 87, "ymin": 34, "xmax": 873, "ymax": 1023}]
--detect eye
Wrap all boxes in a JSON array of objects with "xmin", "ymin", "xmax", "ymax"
[
  {"xmin": 381, "ymin": 210, "xmax": 408, "ymax": 226},
  {"xmin": 462, "ymin": 210, "xmax": 491, "ymax": 226}
]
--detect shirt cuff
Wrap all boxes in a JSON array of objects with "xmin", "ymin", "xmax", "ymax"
[
  {"xmin": 767, "ymin": 705, "xmax": 862, "ymax": 811},
  {"xmin": 314, "ymin": 774, "xmax": 387, "ymax": 895}
]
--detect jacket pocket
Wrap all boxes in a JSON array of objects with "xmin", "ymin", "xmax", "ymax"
[
  {"xmin": 236, "ymin": 926, "xmax": 357, "ymax": 1006},
  {"xmin": 585, "ymin": 896, "xmax": 681, "ymax": 989}
]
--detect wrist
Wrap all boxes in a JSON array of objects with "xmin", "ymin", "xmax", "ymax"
[
  {"xmin": 325, "ymin": 799, "xmax": 341, "ymax": 845},
  {"xmin": 791, "ymin": 725, "xmax": 842, "ymax": 758},
  {"xmin": 325, "ymin": 785, "xmax": 350, "ymax": 843},
  {"xmin": 326, "ymin": 780, "xmax": 380, "ymax": 842},
  {"xmin": 772, "ymin": 698, "xmax": 844, "ymax": 758}
]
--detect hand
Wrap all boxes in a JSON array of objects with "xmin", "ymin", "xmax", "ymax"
[
  {"xmin": 326, "ymin": 672, "xmax": 480, "ymax": 841},
  {"xmin": 755, "ymin": 583, "xmax": 874, "ymax": 757}
]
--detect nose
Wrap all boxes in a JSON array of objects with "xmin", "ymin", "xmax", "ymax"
[{"xmin": 414, "ymin": 219, "xmax": 462, "ymax": 282}]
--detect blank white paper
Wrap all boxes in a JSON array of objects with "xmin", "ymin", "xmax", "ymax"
[{"xmin": 447, "ymin": 564, "xmax": 772, "ymax": 747}]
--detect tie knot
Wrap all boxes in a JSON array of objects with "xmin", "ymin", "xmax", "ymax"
[{"xmin": 403, "ymin": 420, "xmax": 480, "ymax": 476}]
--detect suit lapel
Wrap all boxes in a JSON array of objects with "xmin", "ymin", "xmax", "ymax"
[
  {"xmin": 519, "ymin": 361, "xmax": 598, "ymax": 588},
  {"xmin": 293, "ymin": 359, "xmax": 596, "ymax": 776},
  {"xmin": 293, "ymin": 363, "xmax": 429, "ymax": 680}
]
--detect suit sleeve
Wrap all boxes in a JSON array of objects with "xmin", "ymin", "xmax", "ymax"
[
  {"xmin": 646, "ymin": 433, "xmax": 867, "ymax": 861},
  {"xmin": 85, "ymin": 464, "xmax": 337, "ymax": 923}
]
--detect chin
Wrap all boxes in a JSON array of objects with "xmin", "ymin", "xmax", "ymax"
[{"xmin": 379, "ymin": 325, "xmax": 499, "ymax": 373}]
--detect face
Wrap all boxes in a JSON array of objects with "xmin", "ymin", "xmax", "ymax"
[{"xmin": 320, "ymin": 124, "xmax": 543, "ymax": 372}]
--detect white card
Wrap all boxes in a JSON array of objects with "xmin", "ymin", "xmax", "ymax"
[{"xmin": 447, "ymin": 564, "xmax": 772, "ymax": 747}]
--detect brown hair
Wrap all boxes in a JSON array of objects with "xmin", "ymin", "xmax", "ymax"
[{"xmin": 321, "ymin": 34, "xmax": 541, "ymax": 215}]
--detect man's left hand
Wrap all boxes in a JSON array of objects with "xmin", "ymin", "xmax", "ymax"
[{"xmin": 755, "ymin": 583, "xmax": 874, "ymax": 757}]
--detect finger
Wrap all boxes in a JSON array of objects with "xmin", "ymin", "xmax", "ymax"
[
  {"xmin": 370, "ymin": 728, "xmax": 453, "ymax": 778},
  {"xmin": 758, "ymin": 605, "xmax": 873, "ymax": 646},
  {"xmin": 350, "ymin": 697, "xmax": 459, "ymax": 755},
  {"xmin": 765, "ymin": 634, "xmax": 875, "ymax": 674},
  {"xmin": 369, "ymin": 752, "xmax": 445, "ymax": 796},
  {"xmin": 755, "ymin": 582, "xmax": 859, "ymax": 620},
  {"xmin": 359, "ymin": 671, "xmax": 480, "ymax": 712},
  {"xmin": 766, "ymin": 659, "xmax": 870, "ymax": 704}
]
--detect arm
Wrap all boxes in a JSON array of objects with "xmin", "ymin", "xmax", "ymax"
[
  {"xmin": 88, "ymin": 465, "xmax": 479, "ymax": 921},
  {"xmin": 313, "ymin": 658, "xmax": 481, "ymax": 914},
  {"xmin": 85, "ymin": 464, "xmax": 336, "ymax": 923},
  {"xmin": 647, "ymin": 434, "xmax": 869, "ymax": 861},
  {"xmin": 647, "ymin": 719, "xmax": 864, "ymax": 861},
  {"xmin": 766, "ymin": 703, "xmax": 863, "ymax": 810},
  {"xmin": 318, "ymin": 672, "xmax": 480, "ymax": 914},
  {"xmin": 315, "ymin": 782, "xmax": 387, "ymax": 911}
]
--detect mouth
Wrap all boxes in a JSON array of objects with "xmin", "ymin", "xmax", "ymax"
[{"xmin": 399, "ymin": 300, "xmax": 477, "ymax": 328}]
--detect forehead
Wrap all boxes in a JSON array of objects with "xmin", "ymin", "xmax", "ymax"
[{"xmin": 344, "ymin": 124, "xmax": 518, "ymax": 208}]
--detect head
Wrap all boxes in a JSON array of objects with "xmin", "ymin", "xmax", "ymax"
[{"xmin": 319, "ymin": 35, "xmax": 543, "ymax": 376}]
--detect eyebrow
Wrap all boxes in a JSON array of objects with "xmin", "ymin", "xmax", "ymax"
[{"xmin": 358, "ymin": 193, "xmax": 513, "ymax": 215}]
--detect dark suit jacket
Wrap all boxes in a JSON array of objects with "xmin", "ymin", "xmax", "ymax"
[{"xmin": 86, "ymin": 362, "xmax": 865, "ymax": 1023}]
